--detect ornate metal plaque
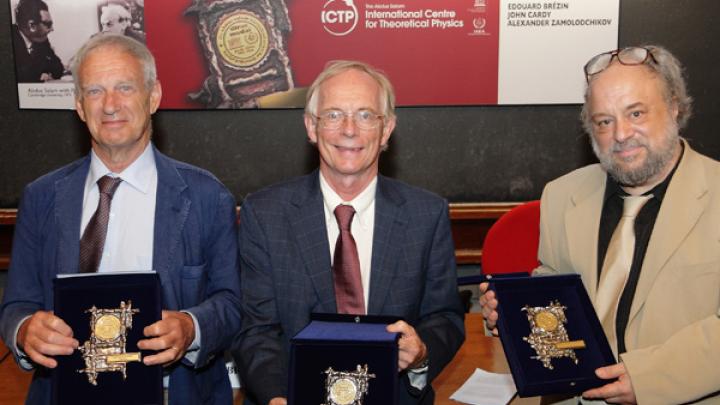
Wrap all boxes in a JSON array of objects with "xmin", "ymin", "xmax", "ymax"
[
  {"xmin": 185, "ymin": 0, "xmax": 294, "ymax": 108},
  {"xmin": 522, "ymin": 300, "xmax": 586, "ymax": 369},
  {"xmin": 77, "ymin": 300, "xmax": 141, "ymax": 385},
  {"xmin": 322, "ymin": 364, "xmax": 376, "ymax": 405}
]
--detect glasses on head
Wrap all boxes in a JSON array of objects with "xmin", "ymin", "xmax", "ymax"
[
  {"xmin": 583, "ymin": 47, "xmax": 657, "ymax": 82},
  {"xmin": 314, "ymin": 109, "xmax": 384, "ymax": 131}
]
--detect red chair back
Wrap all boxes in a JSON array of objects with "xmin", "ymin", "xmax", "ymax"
[{"xmin": 481, "ymin": 200, "xmax": 541, "ymax": 275}]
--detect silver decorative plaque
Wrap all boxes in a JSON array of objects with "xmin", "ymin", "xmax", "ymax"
[
  {"xmin": 522, "ymin": 300, "xmax": 586, "ymax": 369},
  {"xmin": 77, "ymin": 300, "xmax": 141, "ymax": 385},
  {"xmin": 322, "ymin": 364, "xmax": 376, "ymax": 405}
]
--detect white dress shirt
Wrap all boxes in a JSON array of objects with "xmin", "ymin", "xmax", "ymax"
[
  {"xmin": 320, "ymin": 173, "xmax": 376, "ymax": 312},
  {"xmin": 319, "ymin": 173, "xmax": 429, "ymax": 388},
  {"xmin": 81, "ymin": 144, "xmax": 157, "ymax": 272}
]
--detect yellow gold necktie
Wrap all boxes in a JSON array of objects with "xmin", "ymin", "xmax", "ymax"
[{"xmin": 596, "ymin": 194, "xmax": 652, "ymax": 354}]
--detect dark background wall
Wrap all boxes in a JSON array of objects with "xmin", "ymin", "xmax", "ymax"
[{"xmin": 1, "ymin": 1, "xmax": 719, "ymax": 207}]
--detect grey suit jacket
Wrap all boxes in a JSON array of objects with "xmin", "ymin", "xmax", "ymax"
[
  {"xmin": 233, "ymin": 171, "xmax": 465, "ymax": 405},
  {"xmin": 536, "ymin": 140, "xmax": 720, "ymax": 404}
]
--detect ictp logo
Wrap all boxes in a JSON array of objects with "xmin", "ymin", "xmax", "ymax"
[{"xmin": 321, "ymin": 0, "xmax": 358, "ymax": 36}]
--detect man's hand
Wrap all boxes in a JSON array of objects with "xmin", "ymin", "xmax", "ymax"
[
  {"xmin": 583, "ymin": 363, "xmax": 637, "ymax": 404},
  {"xmin": 138, "ymin": 310, "xmax": 195, "ymax": 366},
  {"xmin": 16, "ymin": 310, "xmax": 78, "ymax": 368},
  {"xmin": 478, "ymin": 282, "xmax": 499, "ymax": 336},
  {"xmin": 387, "ymin": 321, "xmax": 427, "ymax": 370},
  {"xmin": 268, "ymin": 397, "xmax": 287, "ymax": 405}
]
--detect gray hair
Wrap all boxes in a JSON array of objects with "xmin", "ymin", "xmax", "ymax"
[
  {"xmin": 305, "ymin": 60, "xmax": 396, "ymax": 121},
  {"xmin": 71, "ymin": 33, "xmax": 157, "ymax": 98},
  {"xmin": 581, "ymin": 45, "xmax": 693, "ymax": 134}
]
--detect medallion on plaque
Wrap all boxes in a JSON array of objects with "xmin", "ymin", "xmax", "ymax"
[
  {"xmin": 322, "ymin": 364, "xmax": 376, "ymax": 405},
  {"xmin": 185, "ymin": 0, "xmax": 294, "ymax": 108},
  {"xmin": 77, "ymin": 300, "xmax": 141, "ymax": 385},
  {"xmin": 522, "ymin": 300, "xmax": 586, "ymax": 369}
]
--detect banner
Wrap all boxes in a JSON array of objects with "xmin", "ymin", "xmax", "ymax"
[{"xmin": 9, "ymin": 0, "xmax": 618, "ymax": 110}]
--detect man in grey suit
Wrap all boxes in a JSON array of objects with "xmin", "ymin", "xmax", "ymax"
[
  {"xmin": 481, "ymin": 46, "xmax": 720, "ymax": 404},
  {"xmin": 233, "ymin": 60, "xmax": 465, "ymax": 405}
]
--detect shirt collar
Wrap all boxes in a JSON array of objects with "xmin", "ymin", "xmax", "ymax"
[
  {"xmin": 19, "ymin": 30, "xmax": 33, "ymax": 52},
  {"xmin": 88, "ymin": 143, "xmax": 156, "ymax": 194},
  {"xmin": 603, "ymin": 142, "xmax": 684, "ymax": 203},
  {"xmin": 319, "ymin": 172, "xmax": 377, "ymax": 229}
]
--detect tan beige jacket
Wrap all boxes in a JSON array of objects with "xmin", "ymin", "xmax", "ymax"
[{"xmin": 535, "ymin": 141, "xmax": 720, "ymax": 404}]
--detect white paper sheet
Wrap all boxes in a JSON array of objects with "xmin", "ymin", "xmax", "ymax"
[{"xmin": 450, "ymin": 368, "xmax": 516, "ymax": 405}]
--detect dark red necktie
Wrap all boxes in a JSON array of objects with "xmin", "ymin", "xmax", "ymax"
[
  {"xmin": 79, "ymin": 175, "xmax": 122, "ymax": 273},
  {"xmin": 333, "ymin": 204, "xmax": 365, "ymax": 314}
]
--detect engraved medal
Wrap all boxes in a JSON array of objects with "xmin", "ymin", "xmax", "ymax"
[
  {"xmin": 322, "ymin": 364, "xmax": 375, "ymax": 405},
  {"xmin": 77, "ymin": 300, "xmax": 141, "ymax": 385},
  {"xmin": 522, "ymin": 300, "xmax": 586, "ymax": 369}
]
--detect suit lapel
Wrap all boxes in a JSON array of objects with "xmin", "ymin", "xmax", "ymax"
[
  {"xmin": 628, "ymin": 144, "xmax": 708, "ymax": 323},
  {"xmin": 290, "ymin": 173, "xmax": 336, "ymax": 312},
  {"xmin": 152, "ymin": 149, "xmax": 190, "ymax": 309},
  {"xmin": 565, "ymin": 168, "xmax": 606, "ymax": 300},
  {"xmin": 368, "ymin": 176, "xmax": 407, "ymax": 314},
  {"xmin": 54, "ymin": 158, "xmax": 91, "ymax": 275}
]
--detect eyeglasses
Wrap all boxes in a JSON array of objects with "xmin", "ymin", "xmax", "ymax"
[
  {"xmin": 314, "ymin": 109, "xmax": 384, "ymax": 131},
  {"xmin": 583, "ymin": 47, "xmax": 657, "ymax": 81}
]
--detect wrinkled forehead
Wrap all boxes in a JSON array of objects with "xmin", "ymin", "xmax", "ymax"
[{"xmin": 79, "ymin": 47, "xmax": 143, "ymax": 81}]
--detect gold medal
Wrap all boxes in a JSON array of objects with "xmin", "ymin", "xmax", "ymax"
[
  {"xmin": 94, "ymin": 314, "xmax": 122, "ymax": 341},
  {"xmin": 329, "ymin": 378, "xmax": 358, "ymax": 405},
  {"xmin": 534, "ymin": 310, "xmax": 559, "ymax": 332},
  {"xmin": 186, "ymin": 0, "xmax": 294, "ymax": 107},
  {"xmin": 215, "ymin": 10, "xmax": 269, "ymax": 68},
  {"xmin": 522, "ymin": 301, "xmax": 585, "ymax": 369},
  {"xmin": 322, "ymin": 364, "xmax": 375, "ymax": 405}
]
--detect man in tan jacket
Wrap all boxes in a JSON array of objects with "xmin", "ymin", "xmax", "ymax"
[{"xmin": 481, "ymin": 45, "xmax": 720, "ymax": 404}]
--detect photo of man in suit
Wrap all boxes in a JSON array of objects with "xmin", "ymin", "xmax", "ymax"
[
  {"xmin": 232, "ymin": 60, "xmax": 465, "ymax": 405},
  {"xmin": 0, "ymin": 33, "xmax": 241, "ymax": 405},
  {"xmin": 480, "ymin": 45, "xmax": 720, "ymax": 404},
  {"xmin": 11, "ymin": 0, "xmax": 64, "ymax": 83}
]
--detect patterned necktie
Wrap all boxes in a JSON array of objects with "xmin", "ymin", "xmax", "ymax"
[
  {"xmin": 332, "ymin": 204, "xmax": 365, "ymax": 314},
  {"xmin": 79, "ymin": 175, "xmax": 122, "ymax": 273},
  {"xmin": 596, "ymin": 194, "xmax": 652, "ymax": 354}
]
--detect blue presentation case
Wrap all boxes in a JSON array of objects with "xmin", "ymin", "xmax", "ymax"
[
  {"xmin": 289, "ymin": 315, "xmax": 400, "ymax": 405},
  {"xmin": 53, "ymin": 272, "xmax": 162, "ymax": 405},
  {"xmin": 491, "ymin": 274, "xmax": 616, "ymax": 397}
]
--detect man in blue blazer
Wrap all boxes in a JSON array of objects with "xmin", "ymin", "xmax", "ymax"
[
  {"xmin": 232, "ymin": 61, "xmax": 465, "ymax": 405},
  {"xmin": 0, "ymin": 34, "xmax": 241, "ymax": 404}
]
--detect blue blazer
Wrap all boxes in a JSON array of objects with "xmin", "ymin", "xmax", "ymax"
[
  {"xmin": 0, "ymin": 147, "xmax": 242, "ymax": 405},
  {"xmin": 233, "ymin": 171, "xmax": 465, "ymax": 405}
]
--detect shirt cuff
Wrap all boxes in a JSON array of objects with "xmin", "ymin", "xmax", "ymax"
[
  {"xmin": 181, "ymin": 311, "xmax": 201, "ymax": 365},
  {"xmin": 407, "ymin": 362, "xmax": 429, "ymax": 390},
  {"xmin": 13, "ymin": 315, "xmax": 34, "ymax": 371}
]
